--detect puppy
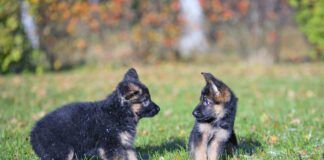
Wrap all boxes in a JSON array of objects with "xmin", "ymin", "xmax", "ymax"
[
  {"xmin": 30, "ymin": 68, "xmax": 160, "ymax": 160},
  {"xmin": 189, "ymin": 72, "xmax": 238, "ymax": 160}
]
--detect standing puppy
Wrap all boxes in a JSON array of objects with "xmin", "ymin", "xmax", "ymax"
[
  {"xmin": 30, "ymin": 68, "xmax": 160, "ymax": 160},
  {"xmin": 189, "ymin": 73, "xmax": 238, "ymax": 160}
]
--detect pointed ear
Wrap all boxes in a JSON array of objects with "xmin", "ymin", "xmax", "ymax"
[
  {"xmin": 123, "ymin": 68, "xmax": 139, "ymax": 81},
  {"xmin": 201, "ymin": 72, "xmax": 221, "ymax": 96},
  {"xmin": 117, "ymin": 82, "xmax": 141, "ymax": 100}
]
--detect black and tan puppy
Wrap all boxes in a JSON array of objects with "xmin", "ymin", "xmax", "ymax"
[
  {"xmin": 30, "ymin": 68, "xmax": 160, "ymax": 160},
  {"xmin": 189, "ymin": 73, "xmax": 238, "ymax": 160}
]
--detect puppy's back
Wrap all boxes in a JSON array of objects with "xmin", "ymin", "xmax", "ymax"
[{"xmin": 30, "ymin": 102, "xmax": 98, "ymax": 158}]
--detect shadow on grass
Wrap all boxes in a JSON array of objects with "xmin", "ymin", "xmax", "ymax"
[
  {"xmin": 236, "ymin": 137, "xmax": 263, "ymax": 155},
  {"xmin": 135, "ymin": 137, "xmax": 262, "ymax": 159},
  {"xmin": 136, "ymin": 137, "xmax": 186, "ymax": 159},
  {"xmin": 223, "ymin": 137, "xmax": 262, "ymax": 159}
]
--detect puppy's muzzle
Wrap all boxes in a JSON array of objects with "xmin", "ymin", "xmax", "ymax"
[
  {"xmin": 147, "ymin": 102, "xmax": 160, "ymax": 117},
  {"xmin": 193, "ymin": 109, "xmax": 205, "ymax": 120}
]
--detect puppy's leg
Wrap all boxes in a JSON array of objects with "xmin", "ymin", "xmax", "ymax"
[
  {"xmin": 207, "ymin": 129, "xmax": 230, "ymax": 160},
  {"xmin": 98, "ymin": 147, "xmax": 110, "ymax": 160},
  {"xmin": 98, "ymin": 142, "xmax": 132, "ymax": 160},
  {"xmin": 40, "ymin": 142, "xmax": 74, "ymax": 160},
  {"xmin": 189, "ymin": 131, "xmax": 208, "ymax": 160},
  {"xmin": 126, "ymin": 149, "xmax": 137, "ymax": 160}
]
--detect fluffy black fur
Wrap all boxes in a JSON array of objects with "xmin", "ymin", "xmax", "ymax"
[
  {"xmin": 30, "ymin": 68, "xmax": 160, "ymax": 160},
  {"xmin": 189, "ymin": 73, "xmax": 238, "ymax": 160}
]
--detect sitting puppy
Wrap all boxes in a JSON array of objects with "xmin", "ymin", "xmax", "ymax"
[
  {"xmin": 30, "ymin": 68, "xmax": 160, "ymax": 160},
  {"xmin": 189, "ymin": 72, "xmax": 238, "ymax": 160}
]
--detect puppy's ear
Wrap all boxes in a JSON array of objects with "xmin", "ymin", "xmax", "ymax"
[
  {"xmin": 201, "ymin": 72, "xmax": 221, "ymax": 96},
  {"xmin": 117, "ymin": 81, "xmax": 142, "ymax": 101},
  {"xmin": 123, "ymin": 68, "xmax": 139, "ymax": 81},
  {"xmin": 201, "ymin": 72, "xmax": 231, "ymax": 102}
]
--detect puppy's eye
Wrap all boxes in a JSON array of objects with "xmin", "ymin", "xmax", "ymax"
[
  {"xmin": 204, "ymin": 101, "xmax": 210, "ymax": 105},
  {"xmin": 203, "ymin": 97, "xmax": 211, "ymax": 105},
  {"xmin": 133, "ymin": 91, "xmax": 140, "ymax": 95},
  {"xmin": 125, "ymin": 91, "xmax": 139, "ymax": 100}
]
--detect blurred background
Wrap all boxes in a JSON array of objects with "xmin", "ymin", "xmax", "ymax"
[{"xmin": 0, "ymin": 0, "xmax": 323, "ymax": 73}]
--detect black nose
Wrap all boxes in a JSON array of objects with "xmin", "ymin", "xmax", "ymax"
[
  {"xmin": 152, "ymin": 102, "xmax": 160, "ymax": 114},
  {"xmin": 193, "ymin": 110, "xmax": 201, "ymax": 118},
  {"xmin": 156, "ymin": 106, "xmax": 160, "ymax": 112}
]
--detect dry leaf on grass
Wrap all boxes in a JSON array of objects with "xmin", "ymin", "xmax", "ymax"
[{"xmin": 269, "ymin": 135, "xmax": 279, "ymax": 144}]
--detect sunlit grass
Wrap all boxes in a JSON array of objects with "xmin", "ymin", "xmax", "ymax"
[{"xmin": 0, "ymin": 62, "xmax": 323, "ymax": 159}]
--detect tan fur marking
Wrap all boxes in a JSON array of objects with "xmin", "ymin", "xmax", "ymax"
[
  {"xmin": 119, "ymin": 131, "xmax": 134, "ymax": 147},
  {"xmin": 215, "ymin": 128, "xmax": 230, "ymax": 141},
  {"xmin": 131, "ymin": 104, "xmax": 142, "ymax": 121},
  {"xmin": 98, "ymin": 148, "xmax": 108, "ymax": 160},
  {"xmin": 215, "ymin": 88, "xmax": 231, "ymax": 102},
  {"xmin": 194, "ymin": 136, "xmax": 208, "ymax": 160},
  {"xmin": 129, "ymin": 83, "xmax": 141, "ymax": 93},
  {"xmin": 207, "ymin": 129, "xmax": 230, "ymax": 160},
  {"xmin": 66, "ymin": 149, "xmax": 74, "ymax": 160},
  {"xmin": 192, "ymin": 123, "xmax": 212, "ymax": 160},
  {"xmin": 131, "ymin": 104, "xmax": 142, "ymax": 114},
  {"xmin": 198, "ymin": 123, "xmax": 212, "ymax": 134},
  {"xmin": 127, "ymin": 150, "xmax": 138, "ymax": 160},
  {"xmin": 213, "ymin": 104, "xmax": 226, "ymax": 119},
  {"xmin": 207, "ymin": 139, "xmax": 220, "ymax": 160}
]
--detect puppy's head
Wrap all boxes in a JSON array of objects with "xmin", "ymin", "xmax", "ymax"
[
  {"xmin": 117, "ymin": 68, "xmax": 160, "ymax": 118},
  {"xmin": 192, "ymin": 72, "xmax": 236, "ymax": 123}
]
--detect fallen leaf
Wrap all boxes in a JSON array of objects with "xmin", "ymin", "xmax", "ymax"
[
  {"xmin": 298, "ymin": 150, "xmax": 307, "ymax": 156},
  {"xmin": 306, "ymin": 90, "xmax": 315, "ymax": 98},
  {"xmin": 269, "ymin": 135, "xmax": 279, "ymax": 144},
  {"xmin": 290, "ymin": 118, "xmax": 301, "ymax": 125}
]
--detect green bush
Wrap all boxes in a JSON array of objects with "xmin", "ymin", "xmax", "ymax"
[
  {"xmin": 290, "ymin": 0, "xmax": 324, "ymax": 59},
  {"xmin": 0, "ymin": 0, "xmax": 44, "ymax": 74}
]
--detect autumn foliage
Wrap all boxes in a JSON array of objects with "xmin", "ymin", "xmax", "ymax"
[{"xmin": 0, "ymin": 0, "xmax": 321, "ymax": 73}]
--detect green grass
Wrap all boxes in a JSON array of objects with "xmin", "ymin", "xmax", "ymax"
[{"xmin": 0, "ymin": 62, "xmax": 323, "ymax": 159}]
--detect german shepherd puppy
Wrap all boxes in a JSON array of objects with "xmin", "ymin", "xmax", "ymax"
[
  {"xmin": 189, "ymin": 72, "xmax": 238, "ymax": 160},
  {"xmin": 30, "ymin": 68, "xmax": 160, "ymax": 160}
]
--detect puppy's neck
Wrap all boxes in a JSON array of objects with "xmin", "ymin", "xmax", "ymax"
[{"xmin": 102, "ymin": 91, "xmax": 139, "ymax": 125}]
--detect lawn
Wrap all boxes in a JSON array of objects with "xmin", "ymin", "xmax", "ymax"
[{"xmin": 0, "ymin": 62, "xmax": 323, "ymax": 160}]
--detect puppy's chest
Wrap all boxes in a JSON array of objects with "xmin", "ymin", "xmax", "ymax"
[{"xmin": 198, "ymin": 123, "xmax": 230, "ymax": 143}]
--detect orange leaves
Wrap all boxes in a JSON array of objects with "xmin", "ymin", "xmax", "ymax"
[
  {"xmin": 75, "ymin": 39, "xmax": 87, "ymax": 50},
  {"xmin": 222, "ymin": 10, "xmax": 234, "ymax": 21},
  {"xmin": 212, "ymin": 0, "xmax": 222, "ymax": 10},
  {"xmin": 171, "ymin": 1, "xmax": 180, "ymax": 12},
  {"xmin": 32, "ymin": 0, "xmax": 183, "ymax": 63},
  {"xmin": 66, "ymin": 18, "xmax": 77, "ymax": 34},
  {"xmin": 202, "ymin": 0, "xmax": 252, "ymax": 23},
  {"xmin": 71, "ymin": 2, "xmax": 89, "ymax": 16},
  {"xmin": 237, "ymin": 0, "xmax": 249, "ymax": 15}
]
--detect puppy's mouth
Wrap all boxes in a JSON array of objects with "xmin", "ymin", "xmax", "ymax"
[
  {"xmin": 196, "ymin": 116, "xmax": 215, "ymax": 123},
  {"xmin": 140, "ymin": 106, "xmax": 160, "ymax": 118},
  {"xmin": 146, "ymin": 108, "xmax": 160, "ymax": 117}
]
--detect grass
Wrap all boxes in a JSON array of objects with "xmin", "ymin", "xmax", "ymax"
[{"xmin": 0, "ymin": 62, "xmax": 323, "ymax": 159}]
